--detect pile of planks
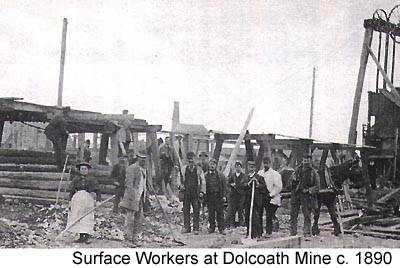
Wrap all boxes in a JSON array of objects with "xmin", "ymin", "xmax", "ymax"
[
  {"xmin": 321, "ymin": 188, "xmax": 400, "ymax": 239},
  {"xmin": 0, "ymin": 167, "xmax": 114, "ymax": 204},
  {"xmin": 0, "ymin": 149, "xmax": 76, "ymax": 172}
]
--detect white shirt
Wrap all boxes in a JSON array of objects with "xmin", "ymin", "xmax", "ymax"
[{"xmin": 257, "ymin": 167, "xmax": 283, "ymax": 206}]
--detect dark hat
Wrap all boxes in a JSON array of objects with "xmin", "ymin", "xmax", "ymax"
[
  {"xmin": 199, "ymin": 152, "xmax": 208, "ymax": 157},
  {"xmin": 209, "ymin": 158, "xmax": 218, "ymax": 164},
  {"xmin": 262, "ymin": 156, "xmax": 271, "ymax": 163},
  {"xmin": 302, "ymin": 153, "xmax": 312, "ymax": 159},
  {"xmin": 247, "ymin": 160, "xmax": 256, "ymax": 166},
  {"xmin": 234, "ymin": 161, "xmax": 243, "ymax": 167},
  {"xmin": 118, "ymin": 154, "xmax": 128, "ymax": 159},
  {"xmin": 136, "ymin": 151, "xmax": 147, "ymax": 159},
  {"xmin": 187, "ymin": 151, "xmax": 196, "ymax": 159},
  {"xmin": 76, "ymin": 162, "xmax": 92, "ymax": 169}
]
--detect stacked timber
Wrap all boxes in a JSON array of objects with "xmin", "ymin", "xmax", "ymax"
[
  {"xmin": 0, "ymin": 149, "xmax": 76, "ymax": 172},
  {"xmin": 0, "ymin": 168, "xmax": 113, "ymax": 204}
]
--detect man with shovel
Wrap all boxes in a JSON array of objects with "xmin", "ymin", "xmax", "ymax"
[
  {"xmin": 244, "ymin": 160, "xmax": 267, "ymax": 239},
  {"xmin": 120, "ymin": 151, "xmax": 148, "ymax": 245}
]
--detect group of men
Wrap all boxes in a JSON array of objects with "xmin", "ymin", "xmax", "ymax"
[{"xmin": 68, "ymin": 140, "xmax": 342, "ymax": 245}]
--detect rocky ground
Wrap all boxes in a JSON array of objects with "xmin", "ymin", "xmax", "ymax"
[{"xmin": 0, "ymin": 196, "xmax": 399, "ymax": 248}]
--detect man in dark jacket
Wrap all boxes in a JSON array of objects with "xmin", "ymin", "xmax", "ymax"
[
  {"xmin": 226, "ymin": 161, "xmax": 248, "ymax": 228},
  {"xmin": 290, "ymin": 154, "xmax": 320, "ymax": 238},
  {"xmin": 244, "ymin": 160, "xmax": 268, "ymax": 239},
  {"xmin": 180, "ymin": 152, "xmax": 206, "ymax": 235},
  {"xmin": 110, "ymin": 155, "xmax": 128, "ymax": 213},
  {"xmin": 205, "ymin": 158, "xmax": 227, "ymax": 235},
  {"xmin": 44, "ymin": 109, "xmax": 69, "ymax": 171},
  {"xmin": 312, "ymin": 157, "xmax": 341, "ymax": 236}
]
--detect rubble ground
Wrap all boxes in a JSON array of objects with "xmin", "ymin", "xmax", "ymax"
[{"xmin": 0, "ymin": 196, "xmax": 399, "ymax": 248}]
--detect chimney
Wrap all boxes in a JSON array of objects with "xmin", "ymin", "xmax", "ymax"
[{"xmin": 172, "ymin": 101, "xmax": 180, "ymax": 131}]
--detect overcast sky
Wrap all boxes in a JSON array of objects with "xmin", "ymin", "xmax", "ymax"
[{"xmin": 1, "ymin": 0, "xmax": 398, "ymax": 143}]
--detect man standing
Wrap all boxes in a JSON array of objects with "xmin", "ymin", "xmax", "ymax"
[
  {"xmin": 226, "ymin": 161, "xmax": 248, "ymax": 228},
  {"xmin": 120, "ymin": 152, "xmax": 147, "ymax": 245},
  {"xmin": 205, "ymin": 158, "xmax": 227, "ymax": 235},
  {"xmin": 159, "ymin": 137, "xmax": 177, "ymax": 201},
  {"xmin": 180, "ymin": 152, "xmax": 205, "ymax": 235},
  {"xmin": 312, "ymin": 157, "xmax": 341, "ymax": 236},
  {"xmin": 44, "ymin": 108, "xmax": 69, "ymax": 171},
  {"xmin": 83, "ymin": 139, "xmax": 92, "ymax": 163},
  {"xmin": 245, "ymin": 160, "xmax": 267, "ymax": 239},
  {"xmin": 290, "ymin": 154, "xmax": 320, "ymax": 238},
  {"xmin": 258, "ymin": 156, "xmax": 283, "ymax": 236},
  {"xmin": 110, "ymin": 155, "xmax": 128, "ymax": 214}
]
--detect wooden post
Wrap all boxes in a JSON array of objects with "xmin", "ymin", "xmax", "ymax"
[
  {"xmin": 309, "ymin": 67, "xmax": 316, "ymax": 138},
  {"xmin": 330, "ymin": 149, "xmax": 340, "ymax": 165},
  {"xmin": 360, "ymin": 148, "xmax": 373, "ymax": 206},
  {"xmin": 93, "ymin": 133, "xmax": 98, "ymax": 150},
  {"xmin": 348, "ymin": 27, "xmax": 373, "ymax": 145},
  {"xmin": 110, "ymin": 132, "xmax": 119, "ymax": 166},
  {"xmin": 0, "ymin": 121, "xmax": 4, "ymax": 147},
  {"xmin": 394, "ymin": 128, "xmax": 399, "ymax": 185},
  {"xmin": 320, "ymin": 149, "xmax": 329, "ymax": 167},
  {"xmin": 57, "ymin": 18, "xmax": 68, "ymax": 107},
  {"xmin": 148, "ymin": 131, "xmax": 161, "ymax": 187},
  {"xmin": 244, "ymin": 131, "xmax": 254, "ymax": 172},
  {"xmin": 77, "ymin": 133, "xmax": 85, "ymax": 161},
  {"xmin": 98, "ymin": 133, "xmax": 109, "ymax": 165},
  {"xmin": 255, "ymin": 139, "xmax": 265, "ymax": 171},
  {"xmin": 213, "ymin": 135, "xmax": 224, "ymax": 162},
  {"xmin": 145, "ymin": 133, "xmax": 154, "ymax": 187}
]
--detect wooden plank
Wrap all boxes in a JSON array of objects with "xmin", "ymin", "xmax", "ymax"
[
  {"xmin": 342, "ymin": 215, "xmax": 383, "ymax": 229},
  {"xmin": 237, "ymin": 236, "xmax": 301, "ymax": 248},
  {"xmin": 0, "ymin": 178, "xmax": 114, "ymax": 193},
  {"xmin": 213, "ymin": 138, "xmax": 224, "ymax": 162},
  {"xmin": 376, "ymin": 187, "xmax": 400, "ymax": 203},
  {"xmin": 345, "ymin": 229, "xmax": 400, "ymax": 240},
  {"xmin": 0, "ymin": 156, "xmax": 58, "ymax": 165},
  {"xmin": 223, "ymin": 108, "xmax": 254, "ymax": 177},
  {"xmin": 57, "ymin": 18, "xmax": 68, "ymax": 107},
  {"xmin": 348, "ymin": 27, "xmax": 373, "ymax": 144}
]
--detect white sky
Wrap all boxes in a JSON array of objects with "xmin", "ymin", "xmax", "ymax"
[{"xmin": 1, "ymin": 0, "xmax": 398, "ymax": 143}]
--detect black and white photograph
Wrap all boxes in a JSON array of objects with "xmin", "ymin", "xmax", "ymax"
[{"xmin": 1, "ymin": 0, "xmax": 400, "ymax": 251}]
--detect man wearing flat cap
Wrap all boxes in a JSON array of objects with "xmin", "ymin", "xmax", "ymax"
[
  {"xmin": 205, "ymin": 158, "xmax": 227, "ymax": 235},
  {"xmin": 120, "ymin": 151, "xmax": 148, "ymax": 245},
  {"xmin": 226, "ymin": 161, "xmax": 248, "ymax": 228},
  {"xmin": 290, "ymin": 153, "xmax": 320, "ymax": 238},
  {"xmin": 67, "ymin": 162, "xmax": 101, "ymax": 244},
  {"xmin": 244, "ymin": 160, "xmax": 267, "ymax": 239},
  {"xmin": 179, "ymin": 151, "xmax": 206, "ymax": 235}
]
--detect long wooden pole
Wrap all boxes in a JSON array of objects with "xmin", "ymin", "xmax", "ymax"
[
  {"xmin": 309, "ymin": 67, "xmax": 316, "ymax": 138},
  {"xmin": 56, "ymin": 195, "xmax": 115, "ymax": 241},
  {"xmin": 394, "ymin": 128, "xmax": 399, "ymax": 184},
  {"xmin": 57, "ymin": 18, "xmax": 68, "ymax": 107},
  {"xmin": 223, "ymin": 108, "xmax": 254, "ymax": 177},
  {"xmin": 348, "ymin": 27, "xmax": 373, "ymax": 145}
]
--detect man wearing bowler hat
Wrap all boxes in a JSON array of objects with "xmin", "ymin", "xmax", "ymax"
[{"xmin": 120, "ymin": 151, "xmax": 148, "ymax": 245}]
